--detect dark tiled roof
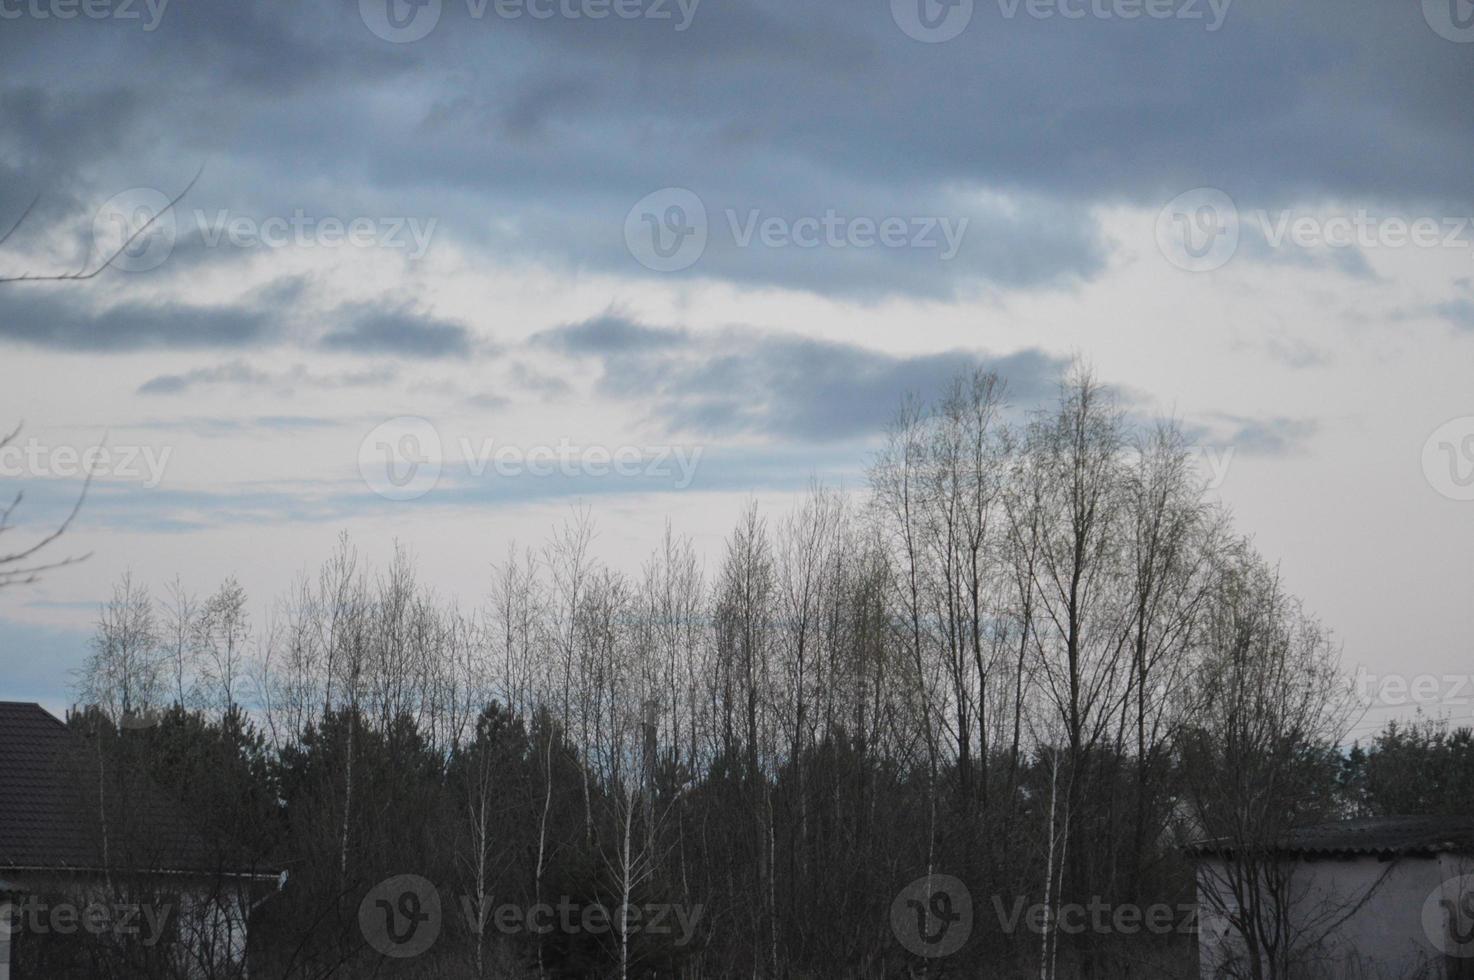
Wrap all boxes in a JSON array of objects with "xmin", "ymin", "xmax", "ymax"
[
  {"xmin": 0, "ymin": 701, "xmax": 267, "ymax": 877},
  {"xmin": 1192, "ymin": 816, "xmax": 1474, "ymax": 858}
]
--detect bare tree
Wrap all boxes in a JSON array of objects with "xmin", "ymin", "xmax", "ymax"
[
  {"xmin": 1119, "ymin": 421, "xmax": 1221, "ymax": 893},
  {"xmin": 78, "ymin": 571, "xmax": 165, "ymax": 724},
  {"xmin": 775, "ymin": 482, "xmax": 841, "ymax": 900},
  {"xmin": 588, "ymin": 566, "xmax": 689, "ymax": 980},
  {"xmin": 1183, "ymin": 541, "xmax": 1359, "ymax": 980},
  {"xmin": 869, "ymin": 397, "xmax": 944, "ymax": 880},
  {"xmin": 161, "ymin": 575, "xmax": 200, "ymax": 710},
  {"xmin": 490, "ymin": 542, "xmax": 544, "ymax": 720},
  {"xmin": 457, "ymin": 704, "xmax": 514, "ymax": 979},
  {"xmin": 316, "ymin": 534, "xmax": 370, "ymax": 882},
  {"xmin": 197, "ymin": 577, "xmax": 251, "ymax": 714},
  {"xmin": 546, "ymin": 507, "xmax": 599, "ymax": 847},
  {"xmin": 713, "ymin": 501, "xmax": 779, "ymax": 974},
  {"xmin": 1018, "ymin": 364, "xmax": 1134, "ymax": 951}
]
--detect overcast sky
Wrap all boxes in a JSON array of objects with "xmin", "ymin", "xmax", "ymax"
[{"xmin": 1, "ymin": 0, "xmax": 1472, "ymax": 736}]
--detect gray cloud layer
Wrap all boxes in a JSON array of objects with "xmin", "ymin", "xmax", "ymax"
[
  {"xmin": 0, "ymin": 286, "xmax": 272, "ymax": 350},
  {"xmin": 1, "ymin": 0, "xmax": 1469, "ymax": 309},
  {"xmin": 137, "ymin": 361, "xmax": 397, "ymax": 396},
  {"xmin": 319, "ymin": 305, "xmax": 477, "ymax": 358},
  {"xmin": 535, "ymin": 314, "xmax": 1068, "ymax": 440},
  {"xmin": 0, "ymin": 284, "xmax": 474, "ymax": 359}
]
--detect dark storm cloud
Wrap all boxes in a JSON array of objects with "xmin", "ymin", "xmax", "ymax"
[
  {"xmin": 535, "ymin": 315, "xmax": 1067, "ymax": 440},
  {"xmin": 0, "ymin": 0, "xmax": 1464, "ymax": 307}
]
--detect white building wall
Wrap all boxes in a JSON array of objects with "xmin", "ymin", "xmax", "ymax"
[{"xmin": 1197, "ymin": 854, "xmax": 1468, "ymax": 979}]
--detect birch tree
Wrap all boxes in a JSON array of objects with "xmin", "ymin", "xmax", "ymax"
[{"xmin": 80, "ymin": 571, "xmax": 164, "ymax": 725}]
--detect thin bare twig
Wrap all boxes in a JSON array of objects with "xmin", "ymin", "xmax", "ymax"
[
  {"xmin": 0, "ymin": 422, "xmax": 95, "ymax": 588},
  {"xmin": 0, "ymin": 194, "xmax": 39, "ymax": 252},
  {"xmin": 0, "ymin": 164, "xmax": 204, "ymax": 285}
]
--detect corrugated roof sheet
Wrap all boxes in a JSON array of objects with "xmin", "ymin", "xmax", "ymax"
[{"xmin": 1191, "ymin": 816, "xmax": 1474, "ymax": 858}]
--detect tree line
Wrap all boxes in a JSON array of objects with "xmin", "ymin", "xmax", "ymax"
[{"xmin": 60, "ymin": 364, "xmax": 1431, "ymax": 979}]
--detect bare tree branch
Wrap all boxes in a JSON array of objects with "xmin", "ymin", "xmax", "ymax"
[
  {"xmin": 0, "ymin": 422, "xmax": 93, "ymax": 589},
  {"xmin": 0, "ymin": 164, "xmax": 204, "ymax": 285},
  {"xmin": 0, "ymin": 193, "xmax": 39, "ymax": 252}
]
